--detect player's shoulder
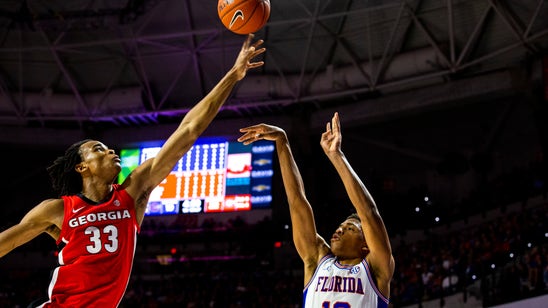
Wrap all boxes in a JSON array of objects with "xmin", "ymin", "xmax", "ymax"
[
  {"xmin": 23, "ymin": 198, "xmax": 64, "ymax": 224},
  {"xmin": 39, "ymin": 198, "xmax": 64, "ymax": 207}
]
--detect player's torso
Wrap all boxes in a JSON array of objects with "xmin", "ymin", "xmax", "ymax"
[
  {"xmin": 59, "ymin": 190, "xmax": 136, "ymax": 265},
  {"xmin": 303, "ymin": 255, "xmax": 389, "ymax": 308},
  {"xmin": 45, "ymin": 187, "xmax": 138, "ymax": 307}
]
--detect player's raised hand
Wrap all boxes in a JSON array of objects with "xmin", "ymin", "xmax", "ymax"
[
  {"xmin": 320, "ymin": 112, "xmax": 343, "ymax": 156},
  {"xmin": 232, "ymin": 34, "xmax": 265, "ymax": 81},
  {"xmin": 238, "ymin": 123, "xmax": 286, "ymax": 145}
]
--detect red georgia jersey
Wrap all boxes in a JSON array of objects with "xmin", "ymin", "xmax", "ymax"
[{"xmin": 39, "ymin": 184, "xmax": 140, "ymax": 308}]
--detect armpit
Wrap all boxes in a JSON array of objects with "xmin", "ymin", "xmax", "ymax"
[{"xmin": 45, "ymin": 224, "xmax": 61, "ymax": 240}]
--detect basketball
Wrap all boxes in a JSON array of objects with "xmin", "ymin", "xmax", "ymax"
[{"xmin": 218, "ymin": 0, "xmax": 270, "ymax": 35}]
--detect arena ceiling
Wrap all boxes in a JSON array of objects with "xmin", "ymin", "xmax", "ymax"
[{"xmin": 0, "ymin": 0, "xmax": 547, "ymax": 223}]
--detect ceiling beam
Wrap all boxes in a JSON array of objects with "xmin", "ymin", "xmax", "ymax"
[{"xmin": 0, "ymin": 67, "xmax": 529, "ymax": 146}]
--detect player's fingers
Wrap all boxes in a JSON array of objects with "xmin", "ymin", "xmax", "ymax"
[
  {"xmin": 253, "ymin": 47, "xmax": 266, "ymax": 57},
  {"xmin": 248, "ymin": 62, "xmax": 264, "ymax": 69},
  {"xmin": 252, "ymin": 39, "xmax": 264, "ymax": 49},
  {"xmin": 237, "ymin": 132, "xmax": 255, "ymax": 143},
  {"xmin": 331, "ymin": 113, "xmax": 340, "ymax": 134},
  {"xmin": 240, "ymin": 124, "xmax": 263, "ymax": 132},
  {"xmin": 244, "ymin": 33, "xmax": 254, "ymax": 47}
]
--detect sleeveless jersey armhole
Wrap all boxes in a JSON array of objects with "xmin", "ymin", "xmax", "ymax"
[
  {"xmin": 362, "ymin": 259, "xmax": 390, "ymax": 304},
  {"xmin": 55, "ymin": 196, "xmax": 71, "ymax": 246},
  {"xmin": 303, "ymin": 253, "xmax": 333, "ymax": 291}
]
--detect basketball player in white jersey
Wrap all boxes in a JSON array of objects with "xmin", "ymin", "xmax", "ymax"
[{"xmin": 238, "ymin": 112, "xmax": 394, "ymax": 308}]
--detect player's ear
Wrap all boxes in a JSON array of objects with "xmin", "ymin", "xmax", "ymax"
[
  {"xmin": 361, "ymin": 245, "xmax": 370, "ymax": 256},
  {"xmin": 75, "ymin": 162, "xmax": 87, "ymax": 174},
  {"xmin": 361, "ymin": 238, "xmax": 370, "ymax": 255}
]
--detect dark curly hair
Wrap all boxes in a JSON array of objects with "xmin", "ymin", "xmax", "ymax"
[{"xmin": 46, "ymin": 139, "xmax": 92, "ymax": 197}]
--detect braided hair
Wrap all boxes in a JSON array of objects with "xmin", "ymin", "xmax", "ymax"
[{"xmin": 46, "ymin": 139, "xmax": 92, "ymax": 197}]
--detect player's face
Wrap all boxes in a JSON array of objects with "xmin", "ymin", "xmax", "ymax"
[
  {"xmin": 330, "ymin": 219, "xmax": 366, "ymax": 259},
  {"xmin": 78, "ymin": 140, "xmax": 121, "ymax": 177}
]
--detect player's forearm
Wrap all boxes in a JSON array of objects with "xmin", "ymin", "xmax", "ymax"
[
  {"xmin": 158, "ymin": 68, "xmax": 240, "ymax": 165},
  {"xmin": 276, "ymin": 138, "xmax": 308, "ymax": 203},
  {"xmin": 0, "ymin": 225, "xmax": 30, "ymax": 258},
  {"xmin": 145, "ymin": 69, "xmax": 240, "ymax": 188},
  {"xmin": 0, "ymin": 234, "xmax": 10, "ymax": 257},
  {"xmin": 0, "ymin": 241, "xmax": 16, "ymax": 258},
  {"xmin": 178, "ymin": 67, "xmax": 240, "ymax": 136},
  {"xmin": 276, "ymin": 138, "xmax": 314, "ymax": 217},
  {"xmin": 276, "ymin": 138, "xmax": 320, "ymax": 259},
  {"xmin": 328, "ymin": 152, "xmax": 377, "ymax": 214}
]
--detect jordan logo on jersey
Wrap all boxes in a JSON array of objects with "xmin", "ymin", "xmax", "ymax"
[{"xmin": 315, "ymin": 276, "xmax": 365, "ymax": 294}]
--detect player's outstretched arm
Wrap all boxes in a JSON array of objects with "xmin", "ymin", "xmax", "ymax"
[
  {"xmin": 239, "ymin": 124, "xmax": 329, "ymax": 284},
  {"xmin": 123, "ymin": 34, "xmax": 265, "ymax": 220},
  {"xmin": 0, "ymin": 199, "xmax": 63, "ymax": 258},
  {"xmin": 320, "ymin": 112, "xmax": 394, "ymax": 295}
]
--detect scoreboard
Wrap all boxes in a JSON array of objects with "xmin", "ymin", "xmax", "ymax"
[{"xmin": 118, "ymin": 138, "xmax": 275, "ymax": 216}]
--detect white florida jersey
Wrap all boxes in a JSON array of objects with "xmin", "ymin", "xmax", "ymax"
[{"xmin": 303, "ymin": 254, "xmax": 389, "ymax": 308}]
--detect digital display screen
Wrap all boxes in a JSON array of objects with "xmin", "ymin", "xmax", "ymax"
[{"xmin": 118, "ymin": 138, "xmax": 275, "ymax": 216}]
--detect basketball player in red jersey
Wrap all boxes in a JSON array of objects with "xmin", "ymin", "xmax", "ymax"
[
  {"xmin": 238, "ymin": 112, "xmax": 395, "ymax": 307},
  {"xmin": 0, "ymin": 34, "xmax": 265, "ymax": 308}
]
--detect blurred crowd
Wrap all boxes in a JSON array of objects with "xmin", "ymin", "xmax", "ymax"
[{"xmin": 391, "ymin": 202, "xmax": 547, "ymax": 306}]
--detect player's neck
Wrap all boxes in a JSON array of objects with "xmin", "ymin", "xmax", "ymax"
[
  {"xmin": 81, "ymin": 181, "xmax": 113, "ymax": 203},
  {"xmin": 336, "ymin": 256, "xmax": 363, "ymax": 266}
]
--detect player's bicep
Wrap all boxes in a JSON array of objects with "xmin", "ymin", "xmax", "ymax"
[
  {"xmin": 362, "ymin": 213, "xmax": 394, "ymax": 277},
  {"xmin": 147, "ymin": 129, "xmax": 196, "ymax": 185},
  {"xmin": 292, "ymin": 218, "xmax": 329, "ymax": 273},
  {"xmin": 302, "ymin": 235, "xmax": 330, "ymax": 286},
  {"xmin": 121, "ymin": 160, "xmax": 156, "ymax": 225},
  {"xmin": 122, "ymin": 158, "xmax": 156, "ymax": 193},
  {"xmin": 128, "ymin": 145, "xmax": 186, "ymax": 192},
  {"xmin": 293, "ymin": 227, "xmax": 321, "ymax": 259},
  {"xmin": 289, "ymin": 200, "xmax": 321, "ymax": 258}
]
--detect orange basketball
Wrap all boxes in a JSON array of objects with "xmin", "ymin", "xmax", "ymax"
[{"xmin": 218, "ymin": 0, "xmax": 270, "ymax": 35}]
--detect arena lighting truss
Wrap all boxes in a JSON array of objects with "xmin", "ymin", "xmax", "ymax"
[{"xmin": 0, "ymin": 0, "xmax": 547, "ymax": 130}]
